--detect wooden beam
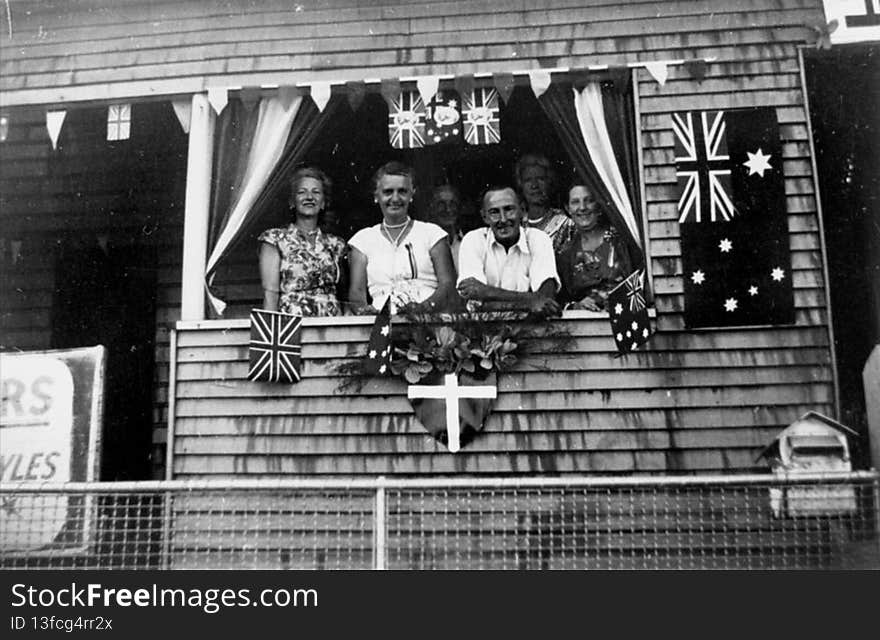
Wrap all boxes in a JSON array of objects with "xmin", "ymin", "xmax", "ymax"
[{"xmin": 180, "ymin": 93, "xmax": 214, "ymax": 321}]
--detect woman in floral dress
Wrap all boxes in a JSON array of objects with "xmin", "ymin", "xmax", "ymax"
[
  {"xmin": 258, "ymin": 166, "xmax": 347, "ymax": 316},
  {"xmin": 557, "ymin": 183, "xmax": 632, "ymax": 311}
]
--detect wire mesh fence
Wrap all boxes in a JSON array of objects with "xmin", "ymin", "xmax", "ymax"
[{"xmin": 2, "ymin": 473, "xmax": 878, "ymax": 570}]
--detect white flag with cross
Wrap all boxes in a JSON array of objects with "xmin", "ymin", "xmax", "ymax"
[{"xmin": 407, "ymin": 373, "xmax": 497, "ymax": 453}]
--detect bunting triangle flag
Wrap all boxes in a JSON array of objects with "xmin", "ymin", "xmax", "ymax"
[
  {"xmin": 346, "ymin": 80, "xmax": 367, "ymax": 112},
  {"xmin": 239, "ymin": 87, "xmax": 262, "ymax": 112},
  {"xmin": 454, "ymin": 74, "xmax": 475, "ymax": 100},
  {"xmin": 310, "ymin": 82, "xmax": 332, "ymax": 112},
  {"xmin": 527, "ymin": 70, "xmax": 552, "ymax": 98},
  {"xmin": 46, "ymin": 110, "xmax": 66, "ymax": 150},
  {"xmin": 493, "ymin": 72, "xmax": 515, "ymax": 103},
  {"xmin": 380, "ymin": 78, "xmax": 401, "ymax": 106},
  {"xmin": 171, "ymin": 98, "xmax": 192, "ymax": 133},
  {"xmin": 207, "ymin": 87, "xmax": 229, "ymax": 114},
  {"xmin": 416, "ymin": 76, "xmax": 440, "ymax": 105},
  {"xmin": 462, "ymin": 88, "xmax": 500, "ymax": 145},
  {"xmin": 644, "ymin": 61, "xmax": 669, "ymax": 86},
  {"xmin": 277, "ymin": 86, "xmax": 300, "ymax": 111},
  {"xmin": 387, "ymin": 89, "xmax": 426, "ymax": 149}
]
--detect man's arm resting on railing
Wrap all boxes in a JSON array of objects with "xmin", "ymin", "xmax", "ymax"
[{"xmin": 458, "ymin": 277, "xmax": 560, "ymax": 315}]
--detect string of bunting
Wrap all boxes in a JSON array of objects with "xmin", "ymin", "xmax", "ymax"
[{"xmin": 26, "ymin": 56, "xmax": 713, "ymax": 149}]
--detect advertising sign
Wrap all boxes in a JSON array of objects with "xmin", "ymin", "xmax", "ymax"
[
  {"xmin": 0, "ymin": 346, "xmax": 104, "ymax": 555},
  {"xmin": 823, "ymin": 0, "xmax": 880, "ymax": 44}
]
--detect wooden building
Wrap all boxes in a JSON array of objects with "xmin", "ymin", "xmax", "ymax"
[{"xmin": 1, "ymin": 0, "xmax": 876, "ymax": 481}]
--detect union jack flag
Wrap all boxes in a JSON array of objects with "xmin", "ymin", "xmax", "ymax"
[
  {"xmin": 387, "ymin": 90, "xmax": 426, "ymax": 149},
  {"xmin": 463, "ymin": 87, "xmax": 500, "ymax": 145},
  {"xmin": 247, "ymin": 309, "xmax": 302, "ymax": 383},
  {"xmin": 672, "ymin": 110, "xmax": 736, "ymax": 223},
  {"xmin": 607, "ymin": 269, "xmax": 652, "ymax": 355}
]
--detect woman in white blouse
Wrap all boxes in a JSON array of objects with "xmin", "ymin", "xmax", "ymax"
[{"xmin": 348, "ymin": 162, "xmax": 455, "ymax": 314}]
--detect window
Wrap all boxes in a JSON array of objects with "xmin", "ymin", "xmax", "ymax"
[{"xmin": 207, "ymin": 73, "xmax": 646, "ymax": 316}]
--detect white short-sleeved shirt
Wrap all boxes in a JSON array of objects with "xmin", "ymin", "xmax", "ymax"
[
  {"xmin": 457, "ymin": 226, "xmax": 560, "ymax": 293},
  {"xmin": 349, "ymin": 220, "xmax": 448, "ymax": 312}
]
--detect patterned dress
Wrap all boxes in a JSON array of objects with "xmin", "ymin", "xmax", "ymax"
[
  {"xmin": 258, "ymin": 224, "xmax": 347, "ymax": 317},
  {"xmin": 557, "ymin": 227, "xmax": 632, "ymax": 311},
  {"xmin": 524, "ymin": 208, "xmax": 576, "ymax": 253}
]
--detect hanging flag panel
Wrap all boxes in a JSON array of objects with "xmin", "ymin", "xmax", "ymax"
[
  {"xmin": 674, "ymin": 107, "xmax": 794, "ymax": 328},
  {"xmin": 424, "ymin": 89, "xmax": 462, "ymax": 145},
  {"xmin": 387, "ymin": 89, "xmax": 426, "ymax": 149},
  {"xmin": 462, "ymin": 87, "xmax": 501, "ymax": 145}
]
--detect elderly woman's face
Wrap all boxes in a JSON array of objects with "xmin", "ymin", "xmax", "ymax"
[
  {"xmin": 566, "ymin": 185, "xmax": 601, "ymax": 231},
  {"xmin": 429, "ymin": 188, "xmax": 461, "ymax": 231},
  {"xmin": 292, "ymin": 176, "xmax": 324, "ymax": 218},
  {"xmin": 520, "ymin": 164, "xmax": 550, "ymax": 207},
  {"xmin": 375, "ymin": 173, "xmax": 414, "ymax": 219}
]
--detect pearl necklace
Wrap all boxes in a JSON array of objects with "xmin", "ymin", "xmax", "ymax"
[{"xmin": 381, "ymin": 217, "xmax": 412, "ymax": 247}]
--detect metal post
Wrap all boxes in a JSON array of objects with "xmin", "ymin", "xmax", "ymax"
[{"xmin": 374, "ymin": 476, "xmax": 387, "ymax": 570}]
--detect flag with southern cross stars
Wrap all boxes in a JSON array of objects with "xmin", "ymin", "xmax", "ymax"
[
  {"xmin": 607, "ymin": 269, "xmax": 652, "ymax": 354},
  {"xmin": 425, "ymin": 89, "xmax": 462, "ymax": 145},
  {"xmin": 673, "ymin": 107, "xmax": 794, "ymax": 328},
  {"xmin": 248, "ymin": 309, "xmax": 303, "ymax": 383},
  {"xmin": 387, "ymin": 89, "xmax": 426, "ymax": 149},
  {"xmin": 364, "ymin": 298, "xmax": 393, "ymax": 375}
]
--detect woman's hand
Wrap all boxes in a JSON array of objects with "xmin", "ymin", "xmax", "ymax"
[
  {"xmin": 571, "ymin": 296, "xmax": 602, "ymax": 311},
  {"xmin": 527, "ymin": 292, "xmax": 561, "ymax": 316},
  {"xmin": 351, "ymin": 303, "xmax": 378, "ymax": 316}
]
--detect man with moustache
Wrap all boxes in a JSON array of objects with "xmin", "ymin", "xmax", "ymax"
[{"xmin": 456, "ymin": 185, "xmax": 561, "ymax": 316}]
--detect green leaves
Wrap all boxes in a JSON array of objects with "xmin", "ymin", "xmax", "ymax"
[{"xmin": 388, "ymin": 319, "xmax": 522, "ymax": 383}]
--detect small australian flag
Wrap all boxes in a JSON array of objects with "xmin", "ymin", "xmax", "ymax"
[
  {"xmin": 607, "ymin": 270, "xmax": 652, "ymax": 355},
  {"xmin": 364, "ymin": 298, "xmax": 393, "ymax": 376}
]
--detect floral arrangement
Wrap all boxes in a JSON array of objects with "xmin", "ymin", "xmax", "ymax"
[
  {"xmin": 390, "ymin": 322, "xmax": 519, "ymax": 383},
  {"xmin": 335, "ymin": 312, "xmax": 571, "ymax": 392}
]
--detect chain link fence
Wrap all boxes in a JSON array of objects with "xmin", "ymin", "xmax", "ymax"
[{"xmin": 2, "ymin": 473, "xmax": 878, "ymax": 570}]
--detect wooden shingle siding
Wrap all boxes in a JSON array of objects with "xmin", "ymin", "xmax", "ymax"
[
  {"xmin": 1, "ymin": 0, "xmax": 824, "ymax": 104},
  {"xmin": 170, "ymin": 317, "xmax": 832, "ymax": 476}
]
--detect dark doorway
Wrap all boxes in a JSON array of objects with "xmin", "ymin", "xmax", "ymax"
[
  {"xmin": 52, "ymin": 239, "xmax": 158, "ymax": 480},
  {"xmin": 47, "ymin": 102, "xmax": 187, "ymax": 480},
  {"xmin": 805, "ymin": 45, "xmax": 880, "ymax": 465}
]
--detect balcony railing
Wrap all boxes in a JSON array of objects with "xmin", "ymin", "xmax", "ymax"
[{"xmin": 2, "ymin": 472, "xmax": 878, "ymax": 570}]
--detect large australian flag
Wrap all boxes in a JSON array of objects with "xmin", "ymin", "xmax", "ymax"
[{"xmin": 674, "ymin": 107, "xmax": 794, "ymax": 328}]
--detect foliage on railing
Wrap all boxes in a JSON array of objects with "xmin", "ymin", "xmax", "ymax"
[{"xmin": 335, "ymin": 311, "xmax": 572, "ymax": 392}]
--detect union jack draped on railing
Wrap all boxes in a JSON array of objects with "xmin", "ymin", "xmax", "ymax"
[{"xmin": 247, "ymin": 309, "xmax": 302, "ymax": 383}]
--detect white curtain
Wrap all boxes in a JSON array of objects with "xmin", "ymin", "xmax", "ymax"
[
  {"xmin": 205, "ymin": 94, "xmax": 304, "ymax": 314},
  {"xmin": 573, "ymin": 84, "xmax": 641, "ymax": 248}
]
